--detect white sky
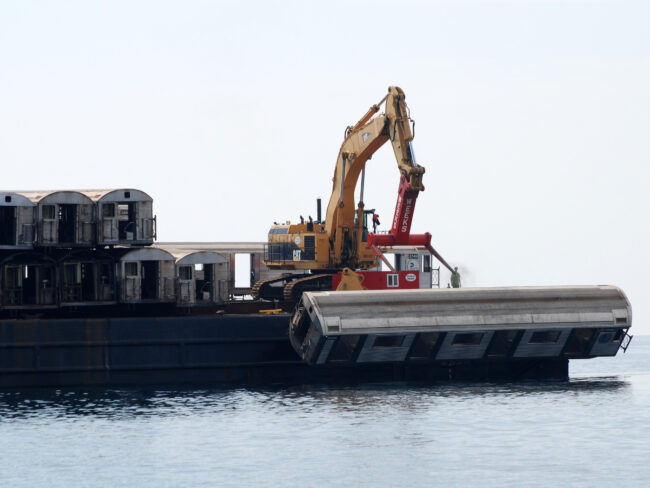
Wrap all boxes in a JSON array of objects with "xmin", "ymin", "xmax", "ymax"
[{"xmin": 1, "ymin": 0, "xmax": 649, "ymax": 332}]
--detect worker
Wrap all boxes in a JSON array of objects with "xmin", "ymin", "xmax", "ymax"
[
  {"xmin": 373, "ymin": 213, "xmax": 380, "ymax": 232},
  {"xmin": 451, "ymin": 267, "xmax": 461, "ymax": 288}
]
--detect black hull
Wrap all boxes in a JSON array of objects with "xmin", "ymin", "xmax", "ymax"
[{"xmin": 0, "ymin": 314, "xmax": 568, "ymax": 388}]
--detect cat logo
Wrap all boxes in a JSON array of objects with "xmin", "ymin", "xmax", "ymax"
[{"xmin": 362, "ymin": 132, "xmax": 371, "ymax": 143}]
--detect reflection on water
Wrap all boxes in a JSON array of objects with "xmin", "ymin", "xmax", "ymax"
[{"xmin": 0, "ymin": 376, "xmax": 632, "ymax": 422}]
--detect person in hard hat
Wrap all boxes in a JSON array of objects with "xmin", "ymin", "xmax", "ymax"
[
  {"xmin": 372, "ymin": 213, "xmax": 380, "ymax": 232},
  {"xmin": 451, "ymin": 267, "xmax": 461, "ymax": 288}
]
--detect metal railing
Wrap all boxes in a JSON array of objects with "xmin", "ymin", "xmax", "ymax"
[{"xmin": 431, "ymin": 267, "xmax": 440, "ymax": 288}]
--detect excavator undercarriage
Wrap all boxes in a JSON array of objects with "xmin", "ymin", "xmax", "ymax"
[{"xmin": 252, "ymin": 272, "xmax": 334, "ymax": 304}]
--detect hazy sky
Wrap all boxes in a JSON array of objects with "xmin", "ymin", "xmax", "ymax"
[{"xmin": 1, "ymin": 1, "xmax": 649, "ymax": 333}]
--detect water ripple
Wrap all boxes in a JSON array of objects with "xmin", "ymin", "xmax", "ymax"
[
  {"xmin": 0, "ymin": 376, "xmax": 633, "ymax": 422},
  {"xmin": 0, "ymin": 339, "xmax": 648, "ymax": 487}
]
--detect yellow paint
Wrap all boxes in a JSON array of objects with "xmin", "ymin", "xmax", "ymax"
[
  {"xmin": 259, "ymin": 309, "xmax": 283, "ymax": 315},
  {"xmin": 335, "ymin": 268, "xmax": 365, "ymax": 291}
]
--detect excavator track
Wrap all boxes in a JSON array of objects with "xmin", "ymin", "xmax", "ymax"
[
  {"xmin": 283, "ymin": 274, "xmax": 334, "ymax": 303},
  {"xmin": 251, "ymin": 274, "xmax": 297, "ymax": 301}
]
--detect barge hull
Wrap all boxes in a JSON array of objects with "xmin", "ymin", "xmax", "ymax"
[{"xmin": 0, "ymin": 314, "xmax": 568, "ymax": 388}]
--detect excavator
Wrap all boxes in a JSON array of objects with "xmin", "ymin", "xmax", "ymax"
[
  {"xmin": 251, "ymin": 86, "xmax": 632, "ymax": 370},
  {"xmin": 253, "ymin": 86, "xmax": 454, "ymax": 302}
]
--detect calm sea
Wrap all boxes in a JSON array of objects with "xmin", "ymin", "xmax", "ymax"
[{"xmin": 1, "ymin": 337, "xmax": 649, "ymax": 487}]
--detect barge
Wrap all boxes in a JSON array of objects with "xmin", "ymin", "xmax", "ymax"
[
  {"xmin": 0, "ymin": 86, "xmax": 633, "ymax": 387},
  {"xmin": 0, "ymin": 215, "xmax": 632, "ymax": 388},
  {"xmin": 0, "ymin": 187, "xmax": 633, "ymax": 387},
  {"xmin": 0, "ymin": 293, "xmax": 630, "ymax": 388}
]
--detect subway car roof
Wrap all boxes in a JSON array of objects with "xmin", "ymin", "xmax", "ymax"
[
  {"xmin": 112, "ymin": 247, "xmax": 175, "ymax": 262},
  {"xmin": 156, "ymin": 242, "xmax": 267, "ymax": 254},
  {"xmin": 1, "ymin": 189, "xmax": 152, "ymax": 203},
  {"xmin": 0, "ymin": 193, "xmax": 36, "ymax": 206},
  {"xmin": 169, "ymin": 251, "xmax": 229, "ymax": 265}
]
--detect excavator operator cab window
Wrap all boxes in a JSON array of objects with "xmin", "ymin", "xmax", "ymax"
[
  {"xmin": 363, "ymin": 210, "xmax": 374, "ymax": 228},
  {"xmin": 361, "ymin": 209, "xmax": 375, "ymax": 242}
]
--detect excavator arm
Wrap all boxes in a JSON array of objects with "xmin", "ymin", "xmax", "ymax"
[
  {"xmin": 384, "ymin": 86, "xmax": 424, "ymax": 192},
  {"xmin": 324, "ymin": 86, "xmax": 424, "ymax": 268},
  {"xmin": 354, "ymin": 90, "xmax": 451, "ymax": 274}
]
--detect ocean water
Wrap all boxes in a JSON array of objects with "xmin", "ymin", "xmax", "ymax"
[{"xmin": 1, "ymin": 338, "xmax": 649, "ymax": 487}]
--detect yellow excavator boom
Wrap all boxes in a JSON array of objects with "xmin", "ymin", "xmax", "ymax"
[{"xmin": 324, "ymin": 86, "xmax": 423, "ymax": 269}]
